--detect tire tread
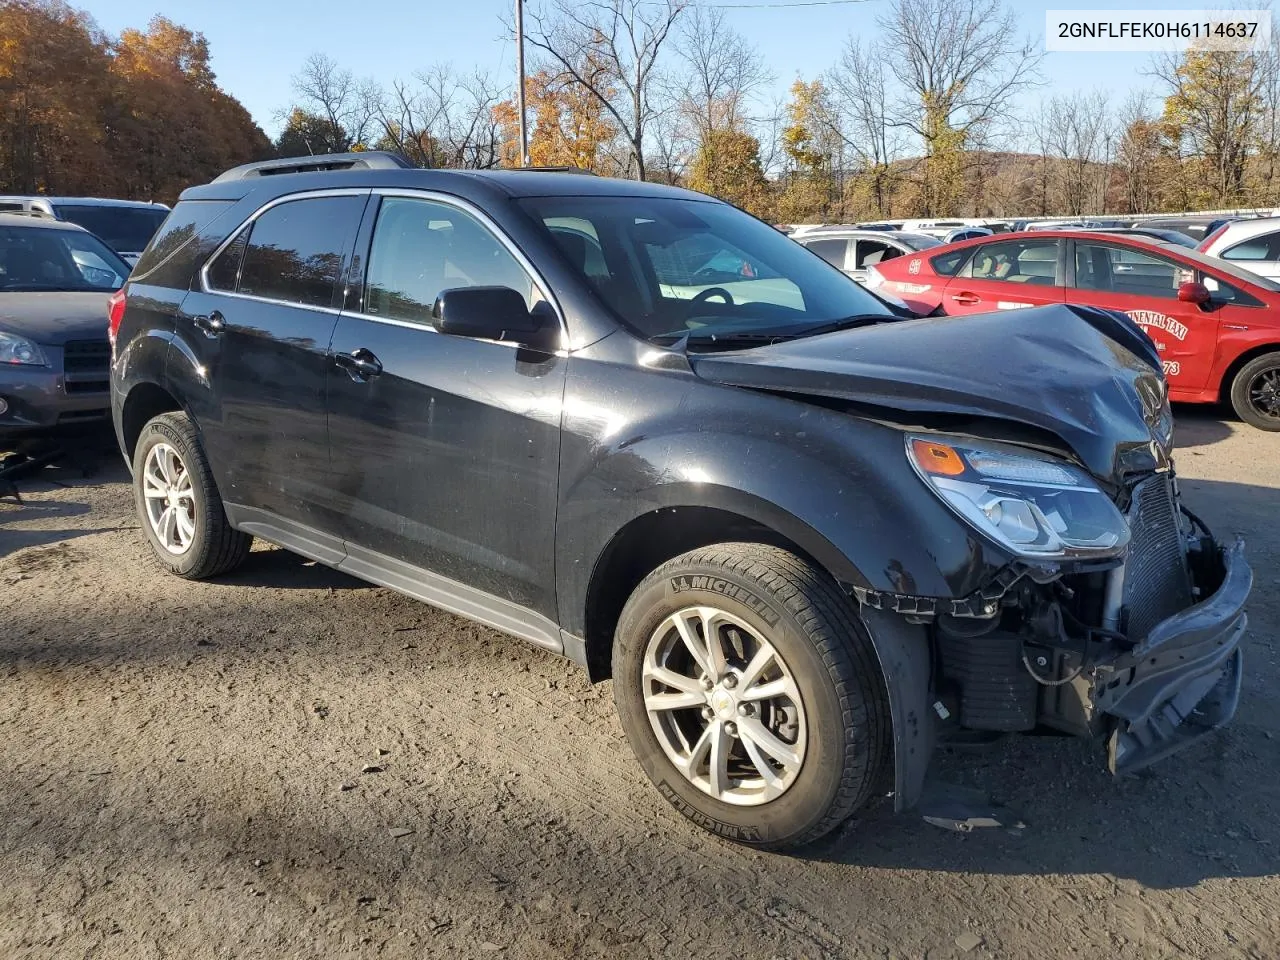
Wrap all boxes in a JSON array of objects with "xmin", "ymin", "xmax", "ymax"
[
  {"xmin": 134, "ymin": 412, "xmax": 251, "ymax": 579},
  {"xmin": 630, "ymin": 542, "xmax": 890, "ymax": 848}
]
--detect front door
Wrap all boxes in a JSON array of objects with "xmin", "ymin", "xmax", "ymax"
[
  {"xmin": 1066, "ymin": 240, "xmax": 1219, "ymax": 390},
  {"xmin": 179, "ymin": 192, "xmax": 368, "ymax": 530},
  {"xmin": 941, "ymin": 237, "xmax": 1065, "ymax": 315},
  {"xmin": 325, "ymin": 193, "xmax": 566, "ymax": 620}
]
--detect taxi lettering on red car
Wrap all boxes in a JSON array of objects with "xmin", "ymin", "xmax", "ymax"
[{"xmin": 866, "ymin": 230, "xmax": 1280, "ymax": 429}]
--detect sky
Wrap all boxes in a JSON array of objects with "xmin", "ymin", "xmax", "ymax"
[{"xmin": 80, "ymin": 0, "xmax": 1224, "ymax": 139}]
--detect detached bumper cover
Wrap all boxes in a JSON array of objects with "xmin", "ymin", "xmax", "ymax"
[{"xmin": 1097, "ymin": 539, "xmax": 1251, "ymax": 775}]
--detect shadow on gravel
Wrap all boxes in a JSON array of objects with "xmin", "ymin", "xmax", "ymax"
[
  {"xmin": 803, "ymin": 721, "xmax": 1280, "ymax": 889},
  {"xmin": 1173, "ymin": 407, "xmax": 1236, "ymax": 447},
  {"xmin": 220, "ymin": 545, "xmax": 368, "ymax": 591}
]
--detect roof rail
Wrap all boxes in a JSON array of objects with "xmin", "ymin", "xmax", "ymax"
[
  {"xmin": 502, "ymin": 165, "xmax": 598, "ymax": 176},
  {"xmin": 212, "ymin": 151, "xmax": 415, "ymax": 183},
  {"xmin": 2, "ymin": 208, "xmax": 56, "ymax": 219}
]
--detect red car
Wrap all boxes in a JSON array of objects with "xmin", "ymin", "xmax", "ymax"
[{"xmin": 867, "ymin": 230, "xmax": 1280, "ymax": 430}]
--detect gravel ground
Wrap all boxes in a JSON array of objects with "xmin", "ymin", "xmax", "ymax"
[{"xmin": 1, "ymin": 410, "xmax": 1277, "ymax": 960}]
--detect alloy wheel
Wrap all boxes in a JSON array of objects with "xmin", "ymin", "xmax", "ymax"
[
  {"xmin": 642, "ymin": 606, "xmax": 808, "ymax": 806},
  {"xmin": 142, "ymin": 442, "xmax": 197, "ymax": 555},
  {"xmin": 1247, "ymin": 365, "xmax": 1280, "ymax": 422}
]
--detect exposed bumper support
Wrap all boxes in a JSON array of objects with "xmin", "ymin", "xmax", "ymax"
[{"xmin": 1097, "ymin": 539, "xmax": 1251, "ymax": 775}]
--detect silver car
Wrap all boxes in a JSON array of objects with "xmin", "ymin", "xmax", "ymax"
[
  {"xmin": 0, "ymin": 196, "xmax": 169, "ymax": 267},
  {"xmin": 794, "ymin": 229, "xmax": 941, "ymax": 285}
]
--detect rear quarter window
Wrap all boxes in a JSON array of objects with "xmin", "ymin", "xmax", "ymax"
[
  {"xmin": 131, "ymin": 200, "xmax": 236, "ymax": 287},
  {"xmin": 930, "ymin": 248, "xmax": 970, "ymax": 276}
]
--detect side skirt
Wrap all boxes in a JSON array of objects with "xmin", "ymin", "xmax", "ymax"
[{"xmin": 224, "ymin": 503, "xmax": 565, "ymax": 656}]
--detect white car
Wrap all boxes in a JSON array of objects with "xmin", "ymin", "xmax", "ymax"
[
  {"xmin": 1199, "ymin": 216, "xmax": 1280, "ymax": 282},
  {"xmin": 793, "ymin": 229, "xmax": 941, "ymax": 285}
]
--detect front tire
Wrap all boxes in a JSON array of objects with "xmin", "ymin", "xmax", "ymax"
[
  {"xmin": 1229, "ymin": 351, "xmax": 1280, "ymax": 431},
  {"xmin": 613, "ymin": 543, "xmax": 889, "ymax": 849},
  {"xmin": 132, "ymin": 412, "xmax": 251, "ymax": 579}
]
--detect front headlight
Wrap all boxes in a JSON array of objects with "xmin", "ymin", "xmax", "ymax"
[
  {"xmin": 907, "ymin": 435, "xmax": 1129, "ymax": 559},
  {"xmin": 0, "ymin": 331, "xmax": 48, "ymax": 366}
]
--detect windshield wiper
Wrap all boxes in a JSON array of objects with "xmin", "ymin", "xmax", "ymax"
[
  {"xmin": 789, "ymin": 314, "xmax": 897, "ymax": 337},
  {"xmin": 652, "ymin": 330, "xmax": 793, "ymax": 350}
]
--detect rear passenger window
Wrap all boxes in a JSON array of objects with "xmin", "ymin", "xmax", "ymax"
[
  {"xmin": 967, "ymin": 240, "xmax": 1058, "ymax": 284},
  {"xmin": 363, "ymin": 196, "xmax": 534, "ymax": 325},
  {"xmin": 236, "ymin": 195, "xmax": 365, "ymax": 308}
]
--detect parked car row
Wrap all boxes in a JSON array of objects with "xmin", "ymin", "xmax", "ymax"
[
  {"xmin": 865, "ymin": 229, "xmax": 1280, "ymax": 430},
  {"xmin": 0, "ymin": 196, "xmax": 169, "ymax": 266}
]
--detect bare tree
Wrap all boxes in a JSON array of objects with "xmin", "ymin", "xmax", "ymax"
[
  {"xmin": 826, "ymin": 39, "xmax": 903, "ymax": 216},
  {"xmin": 879, "ymin": 0, "xmax": 1042, "ymax": 214},
  {"xmin": 1043, "ymin": 90, "xmax": 1110, "ymax": 215},
  {"xmin": 523, "ymin": 0, "xmax": 688, "ymax": 180},
  {"xmin": 674, "ymin": 6, "xmax": 769, "ymax": 140},
  {"xmin": 290, "ymin": 53, "xmax": 376, "ymax": 150},
  {"xmin": 361, "ymin": 66, "xmax": 506, "ymax": 169}
]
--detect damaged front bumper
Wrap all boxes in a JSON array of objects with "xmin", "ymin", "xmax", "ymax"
[{"xmin": 1094, "ymin": 539, "xmax": 1250, "ymax": 775}]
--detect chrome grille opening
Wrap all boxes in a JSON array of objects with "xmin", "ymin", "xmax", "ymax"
[{"xmin": 1122, "ymin": 474, "xmax": 1192, "ymax": 641}]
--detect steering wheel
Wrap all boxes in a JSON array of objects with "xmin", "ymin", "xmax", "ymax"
[{"xmin": 691, "ymin": 287, "xmax": 735, "ymax": 306}]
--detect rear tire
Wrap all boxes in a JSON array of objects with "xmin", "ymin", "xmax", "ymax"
[
  {"xmin": 612, "ymin": 542, "xmax": 889, "ymax": 849},
  {"xmin": 1229, "ymin": 351, "xmax": 1280, "ymax": 431},
  {"xmin": 132, "ymin": 412, "xmax": 251, "ymax": 579}
]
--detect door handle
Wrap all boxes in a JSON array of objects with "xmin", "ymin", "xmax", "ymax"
[
  {"xmin": 951, "ymin": 292, "xmax": 980, "ymax": 305},
  {"xmin": 334, "ymin": 348, "xmax": 383, "ymax": 382},
  {"xmin": 193, "ymin": 310, "xmax": 225, "ymax": 337}
]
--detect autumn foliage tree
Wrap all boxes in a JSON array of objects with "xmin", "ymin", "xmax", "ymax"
[
  {"xmin": 494, "ymin": 69, "xmax": 617, "ymax": 170},
  {"xmin": 686, "ymin": 128, "xmax": 771, "ymax": 217},
  {"xmin": 0, "ymin": 0, "xmax": 269, "ymax": 201}
]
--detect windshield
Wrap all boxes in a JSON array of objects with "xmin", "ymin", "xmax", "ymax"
[
  {"xmin": 52, "ymin": 204, "xmax": 168, "ymax": 253},
  {"xmin": 519, "ymin": 196, "xmax": 892, "ymax": 343},
  {"xmin": 0, "ymin": 225, "xmax": 130, "ymax": 291}
]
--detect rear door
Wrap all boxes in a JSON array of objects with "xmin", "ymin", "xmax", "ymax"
[
  {"xmin": 1066, "ymin": 239, "xmax": 1218, "ymax": 389},
  {"xmin": 1219, "ymin": 228, "xmax": 1280, "ymax": 282},
  {"xmin": 178, "ymin": 191, "xmax": 368, "ymax": 532},
  {"xmin": 941, "ymin": 237, "xmax": 1065, "ymax": 314}
]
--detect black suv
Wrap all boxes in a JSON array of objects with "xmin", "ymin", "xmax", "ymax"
[{"xmin": 110, "ymin": 152, "xmax": 1251, "ymax": 848}]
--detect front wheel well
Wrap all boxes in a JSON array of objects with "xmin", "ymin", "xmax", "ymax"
[
  {"xmin": 582, "ymin": 507, "xmax": 823, "ymax": 682},
  {"xmin": 121, "ymin": 383, "xmax": 182, "ymax": 461},
  {"xmin": 1219, "ymin": 343, "xmax": 1280, "ymax": 404}
]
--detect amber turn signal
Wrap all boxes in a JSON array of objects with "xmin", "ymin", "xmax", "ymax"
[{"xmin": 910, "ymin": 439, "xmax": 965, "ymax": 476}]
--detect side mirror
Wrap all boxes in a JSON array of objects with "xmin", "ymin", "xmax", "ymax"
[
  {"xmin": 431, "ymin": 286, "xmax": 557, "ymax": 350},
  {"xmin": 1177, "ymin": 281, "xmax": 1211, "ymax": 306}
]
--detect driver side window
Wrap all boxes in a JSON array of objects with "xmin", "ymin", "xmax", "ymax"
[{"xmin": 363, "ymin": 197, "xmax": 535, "ymax": 326}]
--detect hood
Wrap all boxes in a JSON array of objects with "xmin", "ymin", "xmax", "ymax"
[
  {"xmin": 691, "ymin": 304, "xmax": 1171, "ymax": 484},
  {"xmin": 0, "ymin": 292, "xmax": 111, "ymax": 345}
]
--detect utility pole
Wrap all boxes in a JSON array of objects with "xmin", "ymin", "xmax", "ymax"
[{"xmin": 515, "ymin": 0, "xmax": 530, "ymax": 167}]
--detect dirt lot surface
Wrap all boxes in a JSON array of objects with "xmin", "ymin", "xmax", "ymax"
[{"xmin": 1, "ymin": 411, "xmax": 1278, "ymax": 960}]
